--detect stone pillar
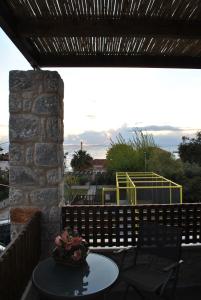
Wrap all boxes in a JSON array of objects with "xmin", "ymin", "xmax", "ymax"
[{"xmin": 9, "ymin": 70, "xmax": 64, "ymax": 256}]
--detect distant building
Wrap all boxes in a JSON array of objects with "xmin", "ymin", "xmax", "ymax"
[
  {"xmin": 0, "ymin": 153, "xmax": 9, "ymax": 161},
  {"xmin": 0, "ymin": 161, "xmax": 9, "ymax": 171},
  {"xmin": 91, "ymin": 159, "xmax": 107, "ymax": 173}
]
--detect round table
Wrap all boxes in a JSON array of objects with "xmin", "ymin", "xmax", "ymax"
[{"xmin": 32, "ymin": 253, "xmax": 119, "ymax": 299}]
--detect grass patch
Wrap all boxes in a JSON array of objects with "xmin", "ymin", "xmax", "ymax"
[{"xmin": 70, "ymin": 188, "xmax": 88, "ymax": 195}]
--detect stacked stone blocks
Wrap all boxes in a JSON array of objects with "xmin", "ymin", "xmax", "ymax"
[{"xmin": 9, "ymin": 70, "xmax": 64, "ymax": 255}]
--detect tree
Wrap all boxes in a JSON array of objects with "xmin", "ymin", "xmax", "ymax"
[
  {"xmin": 106, "ymin": 131, "xmax": 185, "ymax": 181},
  {"xmin": 175, "ymin": 162, "xmax": 201, "ymax": 203},
  {"xmin": 70, "ymin": 150, "xmax": 93, "ymax": 171},
  {"xmin": 128, "ymin": 129, "xmax": 156, "ymax": 151},
  {"xmin": 184, "ymin": 176, "xmax": 201, "ymax": 203},
  {"xmin": 64, "ymin": 174, "xmax": 78, "ymax": 204},
  {"xmin": 106, "ymin": 131, "xmax": 157, "ymax": 173},
  {"xmin": 147, "ymin": 148, "xmax": 183, "ymax": 178},
  {"xmin": 178, "ymin": 131, "xmax": 201, "ymax": 165},
  {"xmin": 106, "ymin": 143, "xmax": 141, "ymax": 172},
  {"xmin": 176, "ymin": 132, "xmax": 201, "ymax": 202}
]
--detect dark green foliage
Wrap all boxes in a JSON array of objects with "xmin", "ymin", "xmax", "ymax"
[
  {"xmin": 177, "ymin": 132, "xmax": 201, "ymax": 202},
  {"xmin": 70, "ymin": 150, "xmax": 93, "ymax": 171},
  {"xmin": 147, "ymin": 148, "xmax": 183, "ymax": 178},
  {"xmin": 0, "ymin": 189, "xmax": 8, "ymax": 202},
  {"xmin": 184, "ymin": 176, "xmax": 201, "ymax": 203},
  {"xmin": 178, "ymin": 131, "xmax": 201, "ymax": 165},
  {"xmin": 182, "ymin": 162, "xmax": 201, "ymax": 178},
  {"xmin": 174, "ymin": 162, "xmax": 201, "ymax": 203},
  {"xmin": 92, "ymin": 172, "xmax": 115, "ymax": 185},
  {"xmin": 64, "ymin": 174, "xmax": 78, "ymax": 204},
  {"xmin": 78, "ymin": 176, "xmax": 89, "ymax": 185}
]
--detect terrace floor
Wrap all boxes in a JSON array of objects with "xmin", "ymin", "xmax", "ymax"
[
  {"xmin": 107, "ymin": 245, "xmax": 201, "ymax": 300},
  {"xmin": 24, "ymin": 245, "xmax": 201, "ymax": 300}
]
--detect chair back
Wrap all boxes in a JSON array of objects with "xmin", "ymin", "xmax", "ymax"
[{"xmin": 136, "ymin": 222, "xmax": 182, "ymax": 262}]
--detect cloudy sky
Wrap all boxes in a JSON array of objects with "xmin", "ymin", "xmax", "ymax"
[{"xmin": 0, "ymin": 28, "xmax": 201, "ymax": 155}]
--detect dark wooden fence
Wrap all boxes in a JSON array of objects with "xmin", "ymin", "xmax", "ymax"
[
  {"xmin": 0, "ymin": 211, "xmax": 41, "ymax": 300},
  {"xmin": 0, "ymin": 221, "xmax": 10, "ymax": 245},
  {"xmin": 62, "ymin": 204, "xmax": 201, "ymax": 247}
]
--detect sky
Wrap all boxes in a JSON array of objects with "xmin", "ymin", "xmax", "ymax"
[{"xmin": 0, "ymin": 28, "xmax": 201, "ymax": 156}]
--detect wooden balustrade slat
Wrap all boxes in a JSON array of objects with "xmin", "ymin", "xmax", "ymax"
[{"xmin": 0, "ymin": 212, "xmax": 41, "ymax": 300}]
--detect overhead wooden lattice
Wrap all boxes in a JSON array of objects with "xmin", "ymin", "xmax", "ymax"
[{"xmin": 1, "ymin": 0, "xmax": 201, "ymax": 68}]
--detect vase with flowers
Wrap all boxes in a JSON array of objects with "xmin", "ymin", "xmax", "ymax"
[{"xmin": 52, "ymin": 227, "xmax": 89, "ymax": 266}]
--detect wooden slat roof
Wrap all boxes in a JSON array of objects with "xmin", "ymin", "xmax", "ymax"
[{"xmin": 1, "ymin": 0, "xmax": 201, "ymax": 68}]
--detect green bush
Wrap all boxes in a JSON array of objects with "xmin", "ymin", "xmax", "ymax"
[
  {"xmin": 78, "ymin": 176, "xmax": 89, "ymax": 185},
  {"xmin": 93, "ymin": 172, "xmax": 115, "ymax": 185}
]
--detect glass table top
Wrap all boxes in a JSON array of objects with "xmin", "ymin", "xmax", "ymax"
[{"xmin": 32, "ymin": 253, "xmax": 119, "ymax": 299}]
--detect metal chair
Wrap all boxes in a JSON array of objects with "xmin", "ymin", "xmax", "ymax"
[{"xmin": 120, "ymin": 222, "xmax": 183, "ymax": 300}]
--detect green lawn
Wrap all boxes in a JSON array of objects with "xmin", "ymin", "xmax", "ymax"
[{"xmin": 70, "ymin": 188, "xmax": 88, "ymax": 195}]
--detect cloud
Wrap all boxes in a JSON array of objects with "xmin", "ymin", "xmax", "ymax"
[
  {"xmin": 0, "ymin": 121, "xmax": 198, "ymax": 156},
  {"xmin": 64, "ymin": 124, "xmax": 132, "ymax": 145},
  {"xmin": 64, "ymin": 130, "xmax": 108, "ymax": 145},
  {"xmin": 85, "ymin": 114, "xmax": 96, "ymax": 119},
  {"xmin": 0, "ymin": 124, "xmax": 8, "ymax": 139},
  {"xmin": 131, "ymin": 125, "xmax": 183, "ymax": 132},
  {"xmin": 64, "ymin": 124, "xmax": 199, "ymax": 154}
]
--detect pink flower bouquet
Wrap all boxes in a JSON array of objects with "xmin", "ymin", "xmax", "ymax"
[{"xmin": 52, "ymin": 228, "xmax": 89, "ymax": 266}]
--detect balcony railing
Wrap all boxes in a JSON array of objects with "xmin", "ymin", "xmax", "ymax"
[
  {"xmin": 62, "ymin": 204, "xmax": 201, "ymax": 248},
  {"xmin": 71, "ymin": 194, "xmax": 101, "ymax": 205},
  {"xmin": 0, "ymin": 211, "xmax": 41, "ymax": 300}
]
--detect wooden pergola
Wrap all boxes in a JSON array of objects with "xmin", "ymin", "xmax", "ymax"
[{"xmin": 1, "ymin": 0, "xmax": 201, "ymax": 69}]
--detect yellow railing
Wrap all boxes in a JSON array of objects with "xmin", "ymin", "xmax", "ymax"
[
  {"xmin": 102, "ymin": 172, "xmax": 182, "ymax": 205},
  {"xmin": 101, "ymin": 187, "xmax": 117, "ymax": 205}
]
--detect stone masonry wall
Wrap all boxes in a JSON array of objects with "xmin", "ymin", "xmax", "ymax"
[{"xmin": 9, "ymin": 70, "xmax": 64, "ymax": 256}]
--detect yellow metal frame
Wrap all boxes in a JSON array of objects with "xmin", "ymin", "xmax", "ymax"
[{"xmin": 102, "ymin": 172, "xmax": 182, "ymax": 205}]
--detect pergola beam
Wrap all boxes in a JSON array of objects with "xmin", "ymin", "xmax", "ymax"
[
  {"xmin": 38, "ymin": 54, "xmax": 201, "ymax": 69},
  {"xmin": 0, "ymin": 2, "xmax": 40, "ymax": 68},
  {"xmin": 19, "ymin": 18, "xmax": 201, "ymax": 39},
  {"xmin": 1, "ymin": 1, "xmax": 201, "ymax": 69}
]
